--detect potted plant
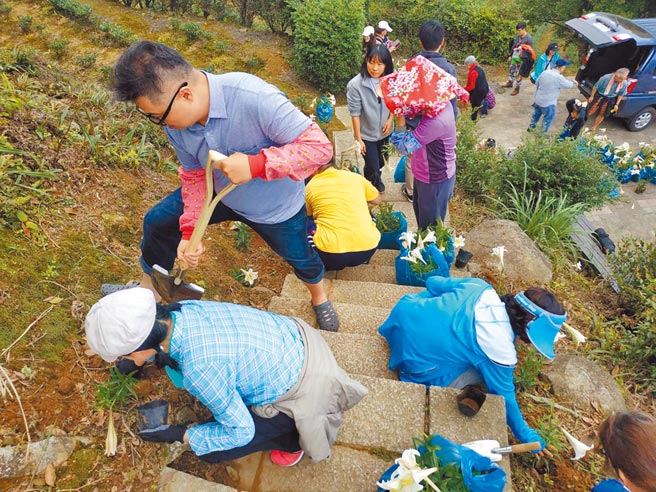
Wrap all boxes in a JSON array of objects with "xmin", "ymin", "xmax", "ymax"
[
  {"xmin": 394, "ymin": 221, "xmax": 457, "ymax": 286},
  {"xmin": 375, "ymin": 202, "xmax": 408, "ymax": 250}
]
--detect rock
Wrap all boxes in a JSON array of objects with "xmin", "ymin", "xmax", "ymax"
[
  {"xmin": 466, "ymin": 219, "xmax": 552, "ymax": 286},
  {"xmin": 542, "ymin": 355, "xmax": 626, "ymax": 414},
  {"xmin": 0, "ymin": 437, "xmax": 77, "ymax": 479},
  {"xmin": 57, "ymin": 377, "xmax": 75, "ymax": 395}
]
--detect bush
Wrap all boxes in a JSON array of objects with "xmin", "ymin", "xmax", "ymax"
[
  {"xmin": 49, "ymin": 39, "xmax": 69, "ymax": 59},
  {"xmin": 0, "ymin": 0, "xmax": 11, "ymax": 14},
  {"xmin": 254, "ymin": 0, "xmax": 294, "ymax": 33},
  {"xmin": 496, "ymin": 134, "xmax": 616, "ymax": 212},
  {"xmin": 18, "ymin": 15, "xmax": 33, "ymax": 33},
  {"xmin": 455, "ymin": 116, "xmax": 504, "ymax": 197},
  {"xmin": 99, "ymin": 21, "xmax": 136, "ymax": 47},
  {"xmin": 618, "ymin": 306, "xmax": 656, "ymax": 396},
  {"xmin": 180, "ymin": 22, "xmax": 209, "ymax": 41},
  {"xmin": 609, "ymin": 238, "xmax": 656, "ymax": 314},
  {"xmin": 49, "ymin": 0, "xmax": 93, "ymax": 21},
  {"xmin": 76, "ymin": 54, "xmax": 97, "ymax": 68},
  {"xmin": 292, "ymin": 0, "xmax": 364, "ymax": 93},
  {"xmin": 366, "ymin": 0, "xmax": 517, "ymax": 63}
]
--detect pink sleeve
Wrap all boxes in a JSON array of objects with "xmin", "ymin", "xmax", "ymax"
[
  {"xmin": 247, "ymin": 122, "xmax": 333, "ymax": 181},
  {"xmin": 178, "ymin": 167, "xmax": 206, "ymax": 240}
]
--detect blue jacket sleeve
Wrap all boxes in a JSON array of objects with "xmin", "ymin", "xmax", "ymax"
[{"xmin": 478, "ymin": 360, "xmax": 545, "ymax": 450}]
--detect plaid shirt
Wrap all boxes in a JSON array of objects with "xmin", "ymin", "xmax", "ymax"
[{"xmin": 168, "ymin": 302, "xmax": 304, "ymax": 456}]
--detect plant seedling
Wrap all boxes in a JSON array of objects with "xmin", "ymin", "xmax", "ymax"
[{"xmin": 94, "ymin": 366, "xmax": 138, "ymax": 456}]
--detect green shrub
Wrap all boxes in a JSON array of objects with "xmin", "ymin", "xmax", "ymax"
[
  {"xmin": 48, "ymin": 39, "xmax": 69, "ymax": 59},
  {"xmin": 213, "ymin": 40, "xmax": 229, "ymax": 53},
  {"xmin": 244, "ymin": 56, "xmax": 264, "ymax": 72},
  {"xmin": 180, "ymin": 22, "xmax": 208, "ymax": 41},
  {"xmin": 49, "ymin": 0, "xmax": 93, "ymax": 21},
  {"xmin": 618, "ymin": 305, "xmax": 656, "ymax": 396},
  {"xmin": 366, "ymin": 0, "xmax": 517, "ymax": 63},
  {"xmin": 254, "ymin": 0, "xmax": 294, "ymax": 33},
  {"xmin": 292, "ymin": 0, "xmax": 364, "ymax": 93},
  {"xmin": 496, "ymin": 134, "xmax": 616, "ymax": 212},
  {"xmin": 0, "ymin": 0, "xmax": 11, "ymax": 14},
  {"xmin": 609, "ymin": 237, "xmax": 656, "ymax": 314},
  {"xmin": 18, "ymin": 15, "xmax": 33, "ymax": 33},
  {"xmin": 169, "ymin": 17, "xmax": 182, "ymax": 30},
  {"xmin": 76, "ymin": 54, "xmax": 97, "ymax": 68},
  {"xmin": 99, "ymin": 21, "xmax": 136, "ymax": 47},
  {"xmin": 455, "ymin": 116, "xmax": 504, "ymax": 197}
]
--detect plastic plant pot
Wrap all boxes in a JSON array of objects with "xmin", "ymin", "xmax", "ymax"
[
  {"xmin": 455, "ymin": 249, "xmax": 473, "ymax": 268},
  {"xmin": 136, "ymin": 400, "xmax": 169, "ymax": 431},
  {"xmin": 456, "ymin": 385, "xmax": 487, "ymax": 417}
]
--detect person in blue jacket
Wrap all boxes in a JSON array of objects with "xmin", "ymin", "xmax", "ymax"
[
  {"xmin": 592, "ymin": 410, "xmax": 656, "ymax": 492},
  {"xmin": 378, "ymin": 276, "xmax": 566, "ymax": 456}
]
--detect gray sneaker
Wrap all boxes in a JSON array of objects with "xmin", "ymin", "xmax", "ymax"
[
  {"xmin": 401, "ymin": 185, "xmax": 413, "ymax": 202},
  {"xmin": 101, "ymin": 281, "xmax": 139, "ymax": 297}
]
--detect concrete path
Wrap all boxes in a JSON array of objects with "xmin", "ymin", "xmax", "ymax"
[
  {"xmin": 478, "ymin": 79, "xmax": 656, "ymax": 244},
  {"xmin": 161, "ymin": 110, "xmax": 514, "ymax": 491}
]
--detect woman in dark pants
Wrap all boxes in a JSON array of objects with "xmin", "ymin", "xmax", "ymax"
[{"xmin": 347, "ymin": 44, "xmax": 395, "ymax": 193}]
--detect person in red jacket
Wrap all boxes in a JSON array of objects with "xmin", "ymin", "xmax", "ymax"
[{"xmin": 464, "ymin": 55, "xmax": 490, "ymax": 120}]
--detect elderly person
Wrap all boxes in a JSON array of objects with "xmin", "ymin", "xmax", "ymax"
[
  {"xmin": 593, "ymin": 411, "xmax": 656, "ymax": 492},
  {"xmin": 85, "ymin": 288, "xmax": 367, "ymax": 466},
  {"xmin": 464, "ymin": 55, "xmax": 489, "ymax": 121},
  {"xmin": 587, "ymin": 68, "xmax": 630, "ymax": 131},
  {"xmin": 379, "ymin": 276, "xmax": 566, "ymax": 456},
  {"xmin": 528, "ymin": 58, "xmax": 574, "ymax": 133},
  {"xmin": 104, "ymin": 41, "xmax": 339, "ymax": 332}
]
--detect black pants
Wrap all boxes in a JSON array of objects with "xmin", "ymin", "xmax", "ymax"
[
  {"xmin": 362, "ymin": 136, "xmax": 389, "ymax": 191},
  {"xmin": 198, "ymin": 409, "xmax": 300, "ymax": 463}
]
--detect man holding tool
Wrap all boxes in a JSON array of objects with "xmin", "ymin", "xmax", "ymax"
[
  {"xmin": 85, "ymin": 288, "xmax": 367, "ymax": 465},
  {"xmin": 105, "ymin": 41, "xmax": 339, "ymax": 331}
]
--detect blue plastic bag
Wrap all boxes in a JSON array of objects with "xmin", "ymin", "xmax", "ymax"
[
  {"xmin": 391, "ymin": 130, "xmax": 422, "ymax": 155},
  {"xmin": 316, "ymin": 98, "xmax": 333, "ymax": 124},
  {"xmin": 394, "ymin": 156, "xmax": 406, "ymax": 183},
  {"xmin": 377, "ymin": 434, "xmax": 506, "ymax": 492},
  {"xmin": 395, "ymin": 242, "xmax": 453, "ymax": 286},
  {"xmin": 377, "ymin": 212, "xmax": 407, "ymax": 250}
]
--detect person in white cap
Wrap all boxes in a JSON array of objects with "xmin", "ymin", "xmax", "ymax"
[
  {"xmin": 85, "ymin": 288, "xmax": 367, "ymax": 467},
  {"xmin": 362, "ymin": 25, "xmax": 375, "ymax": 54},
  {"xmin": 375, "ymin": 21, "xmax": 399, "ymax": 52}
]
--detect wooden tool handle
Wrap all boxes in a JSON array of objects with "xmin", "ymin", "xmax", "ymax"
[
  {"xmin": 178, "ymin": 151, "xmax": 233, "ymax": 275},
  {"xmin": 505, "ymin": 442, "xmax": 541, "ymax": 454}
]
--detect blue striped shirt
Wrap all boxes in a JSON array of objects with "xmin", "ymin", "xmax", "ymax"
[{"xmin": 168, "ymin": 302, "xmax": 304, "ymax": 456}]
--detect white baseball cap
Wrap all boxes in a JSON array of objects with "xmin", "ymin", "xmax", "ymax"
[
  {"xmin": 362, "ymin": 25, "xmax": 374, "ymax": 37},
  {"xmin": 378, "ymin": 20, "xmax": 393, "ymax": 32},
  {"xmin": 85, "ymin": 288, "xmax": 157, "ymax": 362}
]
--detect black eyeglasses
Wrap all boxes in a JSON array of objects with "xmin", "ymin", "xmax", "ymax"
[{"xmin": 136, "ymin": 81, "xmax": 188, "ymax": 126}]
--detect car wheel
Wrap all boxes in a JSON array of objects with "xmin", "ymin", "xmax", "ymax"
[{"xmin": 626, "ymin": 107, "xmax": 656, "ymax": 132}]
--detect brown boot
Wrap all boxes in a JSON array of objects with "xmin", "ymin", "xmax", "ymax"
[
  {"xmin": 510, "ymin": 86, "xmax": 520, "ymax": 96},
  {"xmin": 501, "ymin": 80, "xmax": 513, "ymax": 88},
  {"xmin": 456, "ymin": 385, "xmax": 487, "ymax": 417}
]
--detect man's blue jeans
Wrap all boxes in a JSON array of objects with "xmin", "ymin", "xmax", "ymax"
[
  {"xmin": 529, "ymin": 104, "xmax": 556, "ymax": 132},
  {"xmin": 140, "ymin": 188, "xmax": 325, "ymax": 284}
]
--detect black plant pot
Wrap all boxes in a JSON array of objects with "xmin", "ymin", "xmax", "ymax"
[
  {"xmin": 456, "ymin": 385, "xmax": 487, "ymax": 417},
  {"xmin": 136, "ymin": 400, "xmax": 169, "ymax": 431},
  {"xmin": 455, "ymin": 249, "xmax": 474, "ymax": 268}
]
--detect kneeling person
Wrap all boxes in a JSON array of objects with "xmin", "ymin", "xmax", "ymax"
[
  {"xmin": 85, "ymin": 288, "xmax": 367, "ymax": 465},
  {"xmin": 306, "ymin": 162, "xmax": 382, "ymax": 271}
]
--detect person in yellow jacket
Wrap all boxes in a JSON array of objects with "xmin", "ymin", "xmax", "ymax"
[{"xmin": 306, "ymin": 163, "xmax": 381, "ymax": 271}]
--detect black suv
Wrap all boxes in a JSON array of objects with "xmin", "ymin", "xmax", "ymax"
[{"xmin": 566, "ymin": 12, "xmax": 656, "ymax": 131}]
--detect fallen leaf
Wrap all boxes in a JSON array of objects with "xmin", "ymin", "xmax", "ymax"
[
  {"xmin": 44, "ymin": 463, "xmax": 56, "ymax": 486},
  {"xmin": 84, "ymin": 349, "xmax": 96, "ymax": 357},
  {"xmin": 64, "ymin": 207, "xmax": 77, "ymax": 215},
  {"xmin": 611, "ymin": 365, "xmax": 621, "ymax": 376},
  {"xmin": 45, "ymin": 296, "xmax": 64, "ymax": 304}
]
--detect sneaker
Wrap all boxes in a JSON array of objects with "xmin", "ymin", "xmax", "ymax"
[
  {"xmin": 376, "ymin": 182, "xmax": 386, "ymax": 194},
  {"xmin": 401, "ymin": 185, "xmax": 413, "ymax": 202},
  {"xmin": 101, "ymin": 281, "xmax": 139, "ymax": 297},
  {"xmin": 270, "ymin": 450, "xmax": 304, "ymax": 467},
  {"xmin": 510, "ymin": 87, "xmax": 520, "ymax": 96}
]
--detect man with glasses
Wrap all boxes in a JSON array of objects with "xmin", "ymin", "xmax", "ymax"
[{"xmin": 106, "ymin": 41, "xmax": 339, "ymax": 332}]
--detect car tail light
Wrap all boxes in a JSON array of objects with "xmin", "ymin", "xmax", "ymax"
[
  {"xmin": 612, "ymin": 33, "xmax": 631, "ymax": 41},
  {"xmin": 626, "ymin": 78, "xmax": 638, "ymax": 94},
  {"xmin": 581, "ymin": 13, "xmax": 595, "ymax": 20}
]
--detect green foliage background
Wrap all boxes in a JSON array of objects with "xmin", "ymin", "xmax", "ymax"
[{"xmin": 292, "ymin": 0, "xmax": 365, "ymax": 93}]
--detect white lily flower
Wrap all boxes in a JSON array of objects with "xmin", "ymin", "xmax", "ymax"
[
  {"xmin": 575, "ymin": 261, "xmax": 582, "ymax": 270},
  {"xmin": 376, "ymin": 449, "xmax": 440, "ymax": 492},
  {"xmin": 396, "ymin": 449, "xmax": 421, "ymax": 468},
  {"xmin": 328, "ymin": 94, "xmax": 336, "ymax": 106},
  {"xmin": 399, "ymin": 231, "xmax": 417, "ymax": 249},
  {"xmin": 400, "ymin": 254, "xmax": 418, "ymax": 264},
  {"xmin": 105, "ymin": 410, "xmax": 117, "ymax": 457},
  {"xmin": 310, "ymin": 97, "xmax": 316, "ymax": 108},
  {"xmin": 630, "ymin": 167, "xmax": 641, "ymax": 175},
  {"xmin": 410, "ymin": 248, "xmax": 426, "ymax": 264},
  {"xmin": 619, "ymin": 142, "xmax": 630, "ymax": 151},
  {"xmin": 420, "ymin": 230, "xmax": 437, "ymax": 246},
  {"xmin": 230, "ymin": 221, "xmax": 242, "ymax": 230},
  {"xmin": 240, "ymin": 268, "xmax": 258, "ymax": 286},
  {"xmin": 561, "ymin": 427, "xmax": 594, "ymax": 460},
  {"xmin": 491, "ymin": 245, "xmax": 506, "ymax": 269},
  {"xmin": 309, "ymin": 114, "xmax": 316, "ymax": 121},
  {"xmin": 555, "ymin": 332, "xmax": 567, "ymax": 342},
  {"xmin": 562, "ymin": 322, "xmax": 586, "ymax": 345},
  {"xmin": 453, "ymin": 235, "xmax": 465, "ymax": 249}
]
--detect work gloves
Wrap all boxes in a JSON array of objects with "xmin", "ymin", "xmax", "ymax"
[
  {"xmin": 139, "ymin": 425, "xmax": 186, "ymax": 444},
  {"xmin": 116, "ymin": 358, "xmax": 143, "ymax": 378}
]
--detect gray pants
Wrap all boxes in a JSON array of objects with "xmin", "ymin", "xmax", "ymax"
[{"xmin": 448, "ymin": 367, "xmax": 485, "ymax": 390}]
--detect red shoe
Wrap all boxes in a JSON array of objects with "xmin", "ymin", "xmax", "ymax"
[{"xmin": 270, "ymin": 449, "xmax": 304, "ymax": 467}]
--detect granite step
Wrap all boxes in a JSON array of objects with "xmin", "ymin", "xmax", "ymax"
[
  {"xmin": 320, "ymin": 331, "xmax": 396, "ymax": 380},
  {"xmin": 280, "ymin": 274, "xmax": 422, "ymax": 309},
  {"xmin": 334, "ymin": 263, "xmax": 397, "ymax": 284},
  {"xmin": 368, "ymin": 248, "xmax": 399, "ymax": 266},
  {"xmin": 267, "ymin": 296, "xmax": 390, "ymax": 335}
]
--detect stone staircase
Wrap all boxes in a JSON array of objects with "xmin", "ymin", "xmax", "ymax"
[{"xmin": 160, "ymin": 109, "xmax": 512, "ymax": 491}]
